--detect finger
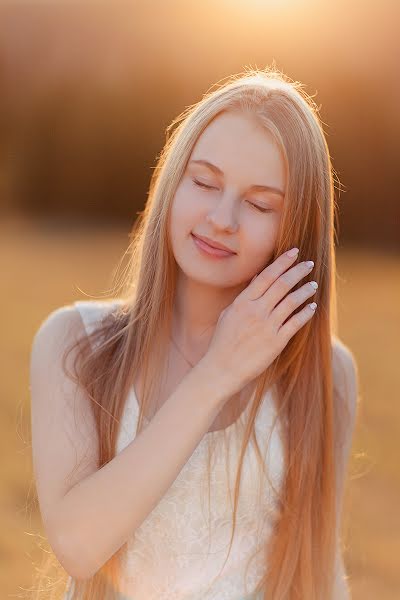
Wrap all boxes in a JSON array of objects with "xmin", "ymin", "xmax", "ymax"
[
  {"xmin": 259, "ymin": 259, "xmax": 315, "ymax": 311},
  {"xmin": 241, "ymin": 248, "xmax": 300, "ymax": 301},
  {"xmin": 277, "ymin": 302, "xmax": 317, "ymax": 343},
  {"xmin": 269, "ymin": 280, "xmax": 318, "ymax": 328}
]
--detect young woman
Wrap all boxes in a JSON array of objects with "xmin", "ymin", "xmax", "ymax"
[{"xmin": 30, "ymin": 67, "xmax": 359, "ymax": 600}]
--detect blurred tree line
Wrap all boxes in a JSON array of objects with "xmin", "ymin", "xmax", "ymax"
[{"xmin": 0, "ymin": 0, "xmax": 398, "ymax": 250}]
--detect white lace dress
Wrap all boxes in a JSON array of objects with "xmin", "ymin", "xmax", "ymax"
[{"xmin": 62, "ymin": 299, "xmax": 350, "ymax": 600}]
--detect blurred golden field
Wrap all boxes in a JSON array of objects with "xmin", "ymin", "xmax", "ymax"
[{"xmin": 2, "ymin": 215, "xmax": 399, "ymax": 599}]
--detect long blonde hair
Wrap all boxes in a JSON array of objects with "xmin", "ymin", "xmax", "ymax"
[{"xmin": 33, "ymin": 66, "xmax": 352, "ymax": 600}]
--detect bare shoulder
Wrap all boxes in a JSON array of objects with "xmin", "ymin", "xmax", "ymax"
[
  {"xmin": 331, "ymin": 337, "xmax": 359, "ymax": 590},
  {"xmin": 331, "ymin": 334, "xmax": 361, "ymax": 490},
  {"xmin": 31, "ymin": 303, "xmax": 84, "ymax": 352},
  {"xmin": 331, "ymin": 334, "xmax": 360, "ymax": 420}
]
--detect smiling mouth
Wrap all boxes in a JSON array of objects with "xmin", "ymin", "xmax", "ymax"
[{"xmin": 191, "ymin": 233, "xmax": 237, "ymax": 258}]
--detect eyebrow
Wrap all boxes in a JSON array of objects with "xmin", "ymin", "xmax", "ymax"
[{"xmin": 189, "ymin": 159, "xmax": 285, "ymax": 197}]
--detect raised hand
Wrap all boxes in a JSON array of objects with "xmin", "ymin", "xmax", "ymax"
[{"xmin": 203, "ymin": 248, "xmax": 318, "ymax": 393}]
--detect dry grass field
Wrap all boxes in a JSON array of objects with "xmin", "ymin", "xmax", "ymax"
[{"xmin": 1, "ymin": 214, "xmax": 399, "ymax": 599}]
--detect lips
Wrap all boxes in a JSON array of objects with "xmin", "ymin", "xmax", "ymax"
[
  {"xmin": 191, "ymin": 233, "xmax": 236, "ymax": 258},
  {"xmin": 191, "ymin": 233, "xmax": 236, "ymax": 254}
]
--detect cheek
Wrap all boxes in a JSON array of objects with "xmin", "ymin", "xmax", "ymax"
[
  {"xmin": 170, "ymin": 184, "xmax": 202, "ymax": 232},
  {"xmin": 169, "ymin": 190, "xmax": 195, "ymax": 247},
  {"xmin": 239, "ymin": 225, "xmax": 278, "ymax": 272}
]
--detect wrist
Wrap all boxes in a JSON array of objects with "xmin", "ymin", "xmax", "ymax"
[{"xmin": 193, "ymin": 355, "xmax": 238, "ymax": 405}]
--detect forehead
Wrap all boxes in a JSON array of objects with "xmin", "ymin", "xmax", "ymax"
[{"xmin": 189, "ymin": 111, "xmax": 287, "ymax": 195}]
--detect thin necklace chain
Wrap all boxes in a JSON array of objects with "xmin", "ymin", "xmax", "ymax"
[
  {"xmin": 170, "ymin": 321, "xmax": 216, "ymax": 369},
  {"xmin": 170, "ymin": 335, "xmax": 196, "ymax": 368},
  {"xmin": 170, "ymin": 331, "xmax": 248, "ymax": 430}
]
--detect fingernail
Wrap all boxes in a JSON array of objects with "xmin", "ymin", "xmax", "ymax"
[{"xmin": 286, "ymin": 247, "xmax": 299, "ymax": 257}]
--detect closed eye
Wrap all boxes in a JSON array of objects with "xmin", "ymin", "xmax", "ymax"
[
  {"xmin": 246, "ymin": 201, "xmax": 273, "ymax": 213},
  {"xmin": 192, "ymin": 178, "xmax": 216, "ymax": 190},
  {"xmin": 192, "ymin": 178, "xmax": 273, "ymax": 213}
]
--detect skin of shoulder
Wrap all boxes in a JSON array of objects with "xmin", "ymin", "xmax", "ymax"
[
  {"xmin": 331, "ymin": 334, "xmax": 360, "ymax": 544},
  {"xmin": 331, "ymin": 334, "xmax": 360, "ymax": 426}
]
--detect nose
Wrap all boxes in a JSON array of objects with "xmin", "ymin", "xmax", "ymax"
[{"xmin": 205, "ymin": 195, "xmax": 239, "ymax": 233}]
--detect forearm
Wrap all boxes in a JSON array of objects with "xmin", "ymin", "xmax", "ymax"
[{"xmin": 51, "ymin": 358, "xmax": 230, "ymax": 580}]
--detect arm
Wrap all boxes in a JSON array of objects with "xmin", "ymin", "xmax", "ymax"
[
  {"xmin": 331, "ymin": 336, "xmax": 360, "ymax": 599},
  {"xmin": 30, "ymin": 306, "xmax": 231, "ymax": 581}
]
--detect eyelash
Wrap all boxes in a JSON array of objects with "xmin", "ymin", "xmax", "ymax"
[{"xmin": 192, "ymin": 179, "xmax": 273, "ymax": 213}]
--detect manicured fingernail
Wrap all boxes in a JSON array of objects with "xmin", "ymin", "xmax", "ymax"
[{"xmin": 287, "ymin": 247, "xmax": 299, "ymax": 257}]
